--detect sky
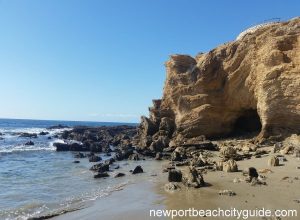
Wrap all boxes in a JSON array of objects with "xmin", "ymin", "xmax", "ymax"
[{"xmin": 0, "ymin": 0, "xmax": 299, "ymax": 123}]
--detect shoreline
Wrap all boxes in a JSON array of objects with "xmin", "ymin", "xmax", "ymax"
[{"xmin": 54, "ymin": 166, "xmax": 168, "ymax": 220}]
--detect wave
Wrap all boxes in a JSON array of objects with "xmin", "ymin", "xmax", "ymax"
[
  {"xmin": 0, "ymin": 144, "xmax": 56, "ymax": 153},
  {"xmin": 0, "ymin": 181, "xmax": 130, "ymax": 220}
]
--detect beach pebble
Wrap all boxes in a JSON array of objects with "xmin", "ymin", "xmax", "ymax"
[{"xmin": 218, "ymin": 190, "xmax": 236, "ymax": 196}]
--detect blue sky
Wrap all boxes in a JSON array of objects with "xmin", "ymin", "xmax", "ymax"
[{"xmin": 0, "ymin": 0, "xmax": 298, "ymax": 122}]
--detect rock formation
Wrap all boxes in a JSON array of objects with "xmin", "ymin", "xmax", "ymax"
[{"xmin": 136, "ymin": 17, "xmax": 300, "ymax": 149}]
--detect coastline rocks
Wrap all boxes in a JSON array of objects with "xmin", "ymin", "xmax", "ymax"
[
  {"xmin": 223, "ymin": 159, "xmax": 238, "ymax": 172},
  {"xmin": 39, "ymin": 131, "xmax": 49, "ymax": 135},
  {"xmin": 88, "ymin": 155, "xmax": 102, "ymax": 162},
  {"xmin": 74, "ymin": 152, "xmax": 86, "ymax": 158},
  {"xmin": 90, "ymin": 163, "xmax": 109, "ymax": 172},
  {"xmin": 25, "ymin": 141, "xmax": 34, "ymax": 146},
  {"xmin": 182, "ymin": 167, "xmax": 205, "ymax": 188},
  {"xmin": 132, "ymin": 165, "xmax": 143, "ymax": 174},
  {"xmin": 168, "ymin": 169, "xmax": 182, "ymax": 182},
  {"xmin": 128, "ymin": 153, "xmax": 140, "ymax": 161},
  {"xmin": 47, "ymin": 124, "xmax": 69, "ymax": 130},
  {"xmin": 54, "ymin": 142, "xmax": 89, "ymax": 151},
  {"xmin": 94, "ymin": 172, "xmax": 109, "ymax": 178},
  {"xmin": 18, "ymin": 132, "xmax": 37, "ymax": 138},
  {"xmin": 268, "ymin": 156, "xmax": 280, "ymax": 166}
]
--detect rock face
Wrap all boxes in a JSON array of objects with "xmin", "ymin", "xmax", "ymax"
[{"xmin": 136, "ymin": 18, "xmax": 300, "ymax": 147}]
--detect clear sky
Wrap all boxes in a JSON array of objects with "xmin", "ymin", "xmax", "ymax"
[{"xmin": 0, "ymin": 0, "xmax": 298, "ymax": 123}]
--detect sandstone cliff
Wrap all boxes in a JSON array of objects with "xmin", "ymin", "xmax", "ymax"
[{"xmin": 136, "ymin": 17, "xmax": 300, "ymax": 148}]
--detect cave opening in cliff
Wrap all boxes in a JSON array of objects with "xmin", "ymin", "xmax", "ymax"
[{"xmin": 231, "ymin": 109, "xmax": 262, "ymax": 137}]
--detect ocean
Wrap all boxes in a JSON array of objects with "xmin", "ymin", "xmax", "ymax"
[{"xmin": 0, "ymin": 118, "xmax": 159, "ymax": 220}]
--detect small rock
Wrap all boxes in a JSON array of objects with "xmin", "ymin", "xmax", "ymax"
[
  {"xmin": 168, "ymin": 169, "xmax": 182, "ymax": 182},
  {"xmin": 164, "ymin": 182, "xmax": 180, "ymax": 192},
  {"xmin": 73, "ymin": 160, "xmax": 80, "ymax": 163},
  {"xmin": 155, "ymin": 152, "xmax": 163, "ymax": 160},
  {"xmin": 39, "ymin": 131, "xmax": 49, "ymax": 135},
  {"xmin": 25, "ymin": 141, "xmax": 34, "ymax": 146},
  {"xmin": 249, "ymin": 167, "xmax": 259, "ymax": 178},
  {"xmin": 114, "ymin": 173, "xmax": 125, "ymax": 178},
  {"xmin": 219, "ymin": 190, "xmax": 236, "ymax": 196},
  {"xmin": 74, "ymin": 152, "xmax": 86, "ymax": 158},
  {"xmin": 90, "ymin": 163, "xmax": 109, "ymax": 172},
  {"xmin": 293, "ymin": 199, "xmax": 300, "ymax": 203},
  {"xmin": 233, "ymin": 178, "xmax": 241, "ymax": 183},
  {"xmin": 128, "ymin": 153, "xmax": 140, "ymax": 161},
  {"xmin": 268, "ymin": 156, "xmax": 279, "ymax": 166},
  {"xmin": 94, "ymin": 172, "xmax": 109, "ymax": 178},
  {"xmin": 215, "ymin": 161, "xmax": 223, "ymax": 171},
  {"xmin": 89, "ymin": 155, "xmax": 102, "ymax": 162},
  {"xmin": 132, "ymin": 165, "xmax": 143, "ymax": 174}
]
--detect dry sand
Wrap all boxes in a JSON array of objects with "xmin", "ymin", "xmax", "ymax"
[{"xmin": 160, "ymin": 153, "xmax": 300, "ymax": 220}]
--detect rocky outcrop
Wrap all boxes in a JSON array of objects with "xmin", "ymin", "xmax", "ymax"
[
  {"xmin": 136, "ymin": 18, "xmax": 300, "ymax": 148},
  {"xmin": 55, "ymin": 125, "xmax": 137, "ymax": 152}
]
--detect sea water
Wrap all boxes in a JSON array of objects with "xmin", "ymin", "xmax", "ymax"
[{"xmin": 0, "ymin": 119, "xmax": 159, "ymax": 220}]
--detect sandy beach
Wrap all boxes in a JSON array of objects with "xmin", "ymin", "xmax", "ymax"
[{"xmin": 53, "ymin": 151, "xmax": 299, "ymax": 220}]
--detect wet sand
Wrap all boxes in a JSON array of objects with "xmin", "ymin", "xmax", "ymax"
[{"xmin": 54, "ymin": 160, "xmax": 169, "ymax": 220}]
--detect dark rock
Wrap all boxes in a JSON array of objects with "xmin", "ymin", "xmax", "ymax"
[
  {"xmin": 94, "ymin": 172, "xmax": 109, "ymax": 178},
  {"xmin": 25, "ymin": 141, "xmax": 34, "ymax": 146},
  {"xmin": 132, "ymin": 165, "xmax": 143, "ymax": 174},
  {"xmin": 74, "ymin": 152, "xmax": 86, "ymax": 158},
  {"xmin": 54, "ymin": 142, "xmax": 89, "ymax": 151},
  {"xmin": 47, "ymin": 137, "xmax": 52, "ymax": 140},
  {"xmin": 114, "ymin": 173, "xmax": 125, "ymax": 178},
  {"xmin": 47, "ymin": 124, "xmax": 69, "ymax": 129},
  {"xmin": 155, "ymin": 152, "xmax": 163, "ymax": 160},
  {"xmin": 112, "ymin": 164, "xmax": 120, "ymax": 169},
  {"xmin": 128, "ymin": 153, "xmax": 140, "ymax": 161},
  {"xmin": 73, "ymin": 160, "xmax": 80, "ymax": 163},
  {"xmin": 39, "ymin": 131, "xmax": 49, "ymax": 135},
  {"xmin": 248, "ymin": 167, "xmax": 259, "ymax": 180},
  {"xmin": 90, "ymin": 163, "xmax": 109, "ymax": 172},
  {"xmin": 171, "ymin": 151, "xmax": 182, "ymax": 161},
  {"xmin": 104, "ymin": 158, "xmax": 115, "ymax": 165},
  {"xmin": 168, "ymin": 169, "xmax": 182, "ymax": 182},
  {"xmin": 19, "ymin": 133, "xmax": 38, "ymax": 138},
  {"xmin": 88, "ymin": 155, "xmax": 102, "ymax": 162}
]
